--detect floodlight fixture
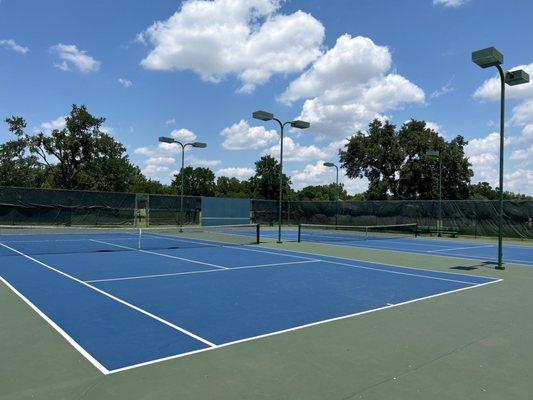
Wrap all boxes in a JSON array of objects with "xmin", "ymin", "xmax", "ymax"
[
  {"xmin": 472, "ymin": 47, "xmax": 503, "ymax": 68},
  {"xmin": 252, "ymin": 110, "xmax": 274, "ymax": 121}
]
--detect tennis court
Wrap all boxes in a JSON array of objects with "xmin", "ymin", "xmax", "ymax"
[
  {"xmin": 259, "ymin": 224, "xmax": 533, "ymax": 266},
  {"xmin": 0, "ymin": 224, "xmax": 500, "ymax": 374}
]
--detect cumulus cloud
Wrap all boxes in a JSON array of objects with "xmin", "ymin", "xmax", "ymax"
[
  {"xmin": 216, "ymin": 167, "xmax": 255, "ymax": 179},
  {"xmin": 137, "ymin": 0, "xmax": 324, "ymax": 93},
  {"xmin": 430, "ymin": 79, "xmax": 455, "ymax": 99},
  {"xmin": 221, "ymin": 119, "xmax": 278, "ymax": 150},
  {"xmin": 51, "ymin": 44, "xmax": 101, "ymax": 73},
  {"xmin": 433, "ymin": 0, "xmax": 467, "ymax": 7},
  {"xmin": 171, "ymin": 128, "xmax": 197, "ymax": 142},
  {"xmin": 279, "ymin": 35, "xmax": 425, "ymax": 139},
  {"xmin": 0, "ymin": 39, "xmax": 29, "ymax": 54},
  {"xmin": 265, "ymin": 137, "xmax": 327, "ymax": 161},
  {"xmin": 474, "ymin": 63, "xmax": 533, "ymax": 102},
  {"xmin": 145, "ymin": 156, "xmax": 176, "ymax": 165},
  {"xmin": 38, "ymin": 116, "xmax": 66, "ymax": 133},
  {"xmin": 118, "ymin": 78, "xmax": 132, "ymax": 87},
  {"xmin": 185, "ymin": 155, "xmax": 221, "ymax": 167},
  {"xmin": 290, "ymin": 160, "xmax": 367, "ymax": 194},
  {"xmin": 166, "ymin": 118, "xmax": 176, "ymax": 125}
]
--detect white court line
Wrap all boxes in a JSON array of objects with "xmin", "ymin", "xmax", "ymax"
[
  {"xmin": 287, "ymin": 237, "xmax": 533, "ymax": 266},
  {"xmin": 426, "ymin": 244, "xmax": 495, "ymax": 253},
  {"xmin": 89, "ymin": 239, "xmax": 228, "ymax": 270},
  {"xmin": 0, "ymin": 242, "xmax": 216, "ymax": 352},
  {"xmin": 85, "ymin": 260, "xmax": 320, "ymax": 284},
  {"xmin": 107, "ymin": 278, "xmax": 502, "ymax": 374},
  {"xmin": 239, "ymin": 243, "xmax": 502, "ymax": 281},
  {"xmin": 0, "ymin": 276, "xmax": 110, "ymax": 375}
]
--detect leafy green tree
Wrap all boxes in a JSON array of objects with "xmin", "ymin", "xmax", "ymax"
[
  {"xmin": 469, "ymin": 181, "xmax": 532, "ymax": 200},
  {"xmin": 215, "ymin": 176, "xmax": 250, "ymax": 198},
  {"xmin": 0, "ymin": 117, "xmax": 47, "ymax": 187},
  {"xmin": 397, "ymin": 120, "xmax": 472, "ymax": 200},
  {"xmin": 295, "ymin": 183, "xmax": 348, "ymax": 201},
  {"xmin": 340, "ymin": 119, "xmax": 473, "ymax": 200},
  {"xmin": 248, "ymin": 155, "xmax": 291, "ymax": 200},
  {"xmin": 171, "ymin": 166, "xmax": 216, "ymax": 196},
  {"xmin": 340, "ymin": 119, "xmax": 404, "ymax": 199},
  {"xmin": 4, "ymin": 105, "xmax": 142, "ymax": 191},
  {"xmin": 128, "ymin": 178, "xmax": 173, "ymax": 194}
]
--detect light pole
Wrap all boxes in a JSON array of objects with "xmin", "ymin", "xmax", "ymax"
[
  {"xmin": 472, "ymin": 47, "xmax": 529, "ymax": 270},
  {"xmin": 324, "ymin": 162, "xmax": 339, "ymax": 226},
  {"xmin": 252, "ymin": 110, "xmax": 310, "ymax": 243},
  {"xmin": 425, "ymin": 150, "xmax": 442, "ymax": 236},
  {"xmin": 158, "ymin": 136, "xmax": 207, "ymax": 229}
]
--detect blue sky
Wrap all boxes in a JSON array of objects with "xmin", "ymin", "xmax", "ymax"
[{"xmin": 1, "ymin": 0, "xmax": 532, "ymax": 194}]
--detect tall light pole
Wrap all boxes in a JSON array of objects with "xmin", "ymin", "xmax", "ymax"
[
  {"xmin": 425, "ymin": 150, "xmax": 442, "ymax": 236},
  {"xmin": 252, "ymin": 110, "xmax": 310, "ymax": 243},
  {"xmin": 472, "ymin": 47, "xmax": 529, "ymax": 270},
  {"xmin": 324, "ymin": 162, "xmax": 339, "ymax": 226},
  {"xmin": 158, "ymin": 136, "xmax": 207, "ymax": 229}
]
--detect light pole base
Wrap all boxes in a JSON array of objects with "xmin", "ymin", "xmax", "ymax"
[
  {"xmin": 276, "ymin": 241, "xmax": 283, "ymax": 244},
  {"xmin": 496, "ymin": 265, "xmax": 505, "ymax": 270}
]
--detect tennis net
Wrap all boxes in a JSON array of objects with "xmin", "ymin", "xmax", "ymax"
[
  {"xmin": 297, "ymin": 223, "xmax": 418, "ymax": 243},
  {"xmin": 0, "ymin": 224, "xmax": 260, "ymax": 256}
]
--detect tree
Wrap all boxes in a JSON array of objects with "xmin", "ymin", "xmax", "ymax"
[
  {"xmin": 397, "ymin": 120, "xmax": 472, "ymax": 200},
  {"xmin": 469, "ymin": 181, "xmax": 532, "ymax": 200},
  {"xmin": 248, "ymin": 155, "xmax": 291, "ymax": 200},
  {"xmin": 340, "ymin": 119, "xmax": 404, "ymax": 199},
  {"xmin": 215, "ymin": 176, "xmax": 250, "ymax": 198},
  {"xmin": 171, "ymin": 166, "xmax": 216, "ymax": 196},
  {"xmin": 128, "ymin": 178, "xmax": 173, "ymax": 194},
  {"xmin": 295, "ymin": 183, "xmax": 348, "ymax": 201},
  {"xmin": 340, "ymin": 119, "xmax": 473, "ymax": 200},
  {"xmin": 4, "ymin": 105, "xmax": 143, "ymax": 191},
  {"xmin": 0, "ymin": 117, "xmax": 47, "ymax": 187}
]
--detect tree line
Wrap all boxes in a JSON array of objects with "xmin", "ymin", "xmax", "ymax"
[{"xmin": 1, "ymin": 105, "xmax": 530, "ymax": 201}]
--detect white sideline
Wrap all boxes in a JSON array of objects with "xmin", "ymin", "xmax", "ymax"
[
  {"xmin": 0, "ymin": 276, "xmax": 110, "ymax": 375},
  {"xmin": 85, "ymin": 259, "xmax": 320, "ymax": 283},
  {"xmin": 426, "ymin": 244, "xmax": 495, "ymax": 253},
  {"xmin": 0, "ymin": 243, "xmax": 216, "ymax": 351}
]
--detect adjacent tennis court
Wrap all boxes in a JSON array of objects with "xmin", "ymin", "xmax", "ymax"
[
  {"xmin": 257, "ymin": 224, "xmax": 533, "ymax": 266},
  {"xmin": 0, "ymin": 224, "xmax": 500, "ymax": 374}
]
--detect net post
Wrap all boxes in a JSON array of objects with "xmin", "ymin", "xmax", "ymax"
[
  {"xmin": 414, "ymin": 223, "xmax": 419, "ymax": 237},
  {"xmin": 297, "ymin": 224, "xmax": 302, "ymax": 242},
  {"xmin": 256, "ymin": 224, "xmax": 260, "ymax": 244},
  {"xmin": 138, "ymin": 228, "xmax": 142, "ymax": 250}
]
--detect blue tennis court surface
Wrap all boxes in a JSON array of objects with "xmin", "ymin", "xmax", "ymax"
[
  {"xmin": 260, "ymin": 229, "xmax": 533, "ymax": 266},
  {"xmin": 0, "ymin": 232, "xmax": 500, "ymax": 374}
]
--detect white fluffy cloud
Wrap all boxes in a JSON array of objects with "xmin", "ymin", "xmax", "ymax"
[
  {"xmin": 433, "ymin": 0, "xmax": 467, "ymax": 7},
  {"xmin": 266, "ymin": 137, "xmax": 327, "ymax": 161},
  {"xmin": 290, "ymin": 160, "xmax": 367, "ymax": 194},
  {"xmin": 474, "ymin": 63, "xmax": 533, "ymax": 102},
  {"xmin": 0, "ymin": 39, "xmax": 28, "ymax": 54},
  {"xmin": 185, "ymin": 155, "xmax": 221, "ymax": 167},
  {"xmin": 145, "ymin": 156, "xmax": 176, "ymax": 165},
  {"xmin": 39, "ymin": 116, "xmax": 66, "ymax": 133},
  {"xmin": 138, "ymin": 0, "xmax": 324, "ymax": 92},
  {"xmin": 171, "ymin": 128, "xmax": 197, "ymax": 142},
  {"xmin": 280, "ymin": 35, "xmax": 425, "ymax": 139},
  {"xmin": 221, "ymin": 119, "xmax": 278, "ymax": 150},
  {"xmin": 118, "ymin": 78, "xmax": 132, "ymax": 88},
  {"xmin": 216, "ymin": 167, "xmax": 255, "ymax": 179},
  {"xmin": 471, "ymin": 61, "xmax": 533, "ymax": 194},
  {"xmin": 51, "ymin": 44, "xmax": 101, "ymax": 73}
]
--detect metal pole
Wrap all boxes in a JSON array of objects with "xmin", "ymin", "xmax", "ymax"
[
  {"xmin": 180, "ymin": 142, "xmax": 185, "ymax": 231},
  {"xmin": 438, "ymin": 155, "xmax": 442, "ymax": 236},
  {"xmin": 277, "ymin": 123, "xmax": 284, "ymax": 243},
  {"xmin": 335, "ymin": 165, "xmax": 339, "ymax": 226},
  {"xmin": 496, "ymin": 66, "xmax": 505, "ymax": 270}
]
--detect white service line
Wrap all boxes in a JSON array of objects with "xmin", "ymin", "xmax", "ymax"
[
  {"xmin": 107, "ymin": 278, "xmax": 502, "ymax": 374},
  {"xmin": 89, "ymin": 239, "xmax": 228, "ymax": 270},
  {"xmin": 0, "ymin": 242, "xmax": 216, "ymax": 349},
  {"xmin": 426, "ymin": 244, "xmax": 495, "ymax": 253},
  {"xmin": 85, "ymin": 259, "xmax": 320, "ymax": 284}
]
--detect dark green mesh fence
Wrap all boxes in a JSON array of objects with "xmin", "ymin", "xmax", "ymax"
[
  {"xmin": 147, "ymin": 194, "xmax": 200, "ymax": 225},
  {"xmin": 251, "ymin": 199, "xmax": 533, "ymax": 239},
  {"xmin": 0, "ymin": 186, "xmax": 136, "ymax": 226}
]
